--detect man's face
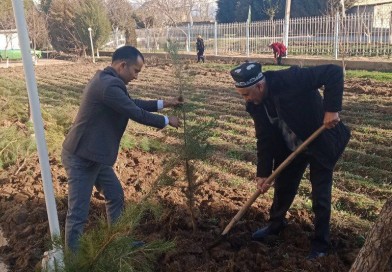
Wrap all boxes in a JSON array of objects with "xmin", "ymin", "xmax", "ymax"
[
  {"xmin": 236, "ymin": 82, "xmax": 266, "ymax": 105},
  {"xmin": 119, "ymin": 55, "xmax": 144, "ymax": 84}
]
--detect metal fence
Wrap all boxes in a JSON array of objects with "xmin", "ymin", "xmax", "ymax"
[{"xmin": 131, "ymin": 12, "xmax": 392, "ymax": 58}]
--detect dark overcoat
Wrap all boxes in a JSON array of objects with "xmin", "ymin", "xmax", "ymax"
[{"xmin": 246, "ymin": 65, "xmax": 351, "ymax": 177}]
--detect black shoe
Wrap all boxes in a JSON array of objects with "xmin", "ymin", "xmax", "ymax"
[
  {"xmin": 306, "ymin": 250, "xmax": 327, "ymax": 260},
  {"xmin": 251, "ymin": 221, "xmax": 287, "ymax": 241}
]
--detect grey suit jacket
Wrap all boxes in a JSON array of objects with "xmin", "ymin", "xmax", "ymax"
[{"xmin": 62, "ymin": 66, "xmax": 166, "ymax": 165}]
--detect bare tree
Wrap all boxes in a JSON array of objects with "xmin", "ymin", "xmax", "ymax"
[
  {"xmin": 0, "ymin": 0, "xmax": 16, "ymax": 61},
  {"xmin": 187, "ymin": 0, "xmax": 215, "ymax": 22},
  {"xmin": 105, "ymin": 0, "xmax": 137, "ymax": 47},
  {"xmin": 134, "ymin": 1, "xmax": 165, "ymax": 50},
  {"xmin": 325, "ymin": 0, "xmax": 357, "ymax": 15},
  {"xmin": 153, "ymin": 0, "xmax": 195, "ymax": 26},
  {"xmin": 152, "ymin": 0, "xmax": 197, "ymax": 50},
  {"xmin": 0, "ymin": 0, "xmax": 15, "ymax": 30},
  {"xmin": 134, "ymin": 0, "xmax": 214, "ymax": 26},
  {"xmin": 1, "ymin": 0, "xmax": 48, "ymax": 62},
  {"xmin": 133, "ymin": 0, "xmax": 213, "ymax": 50},
  {"xmin": 26, "ymin": 3, "xmax": 50, "ymax": 51},
  {"xmin": 134, "ymin": 1, "xmax": 156, "ymax": 29},
  {"xmin": 262, "ymin": 0, "xmax": 281, "ymax": 21}
]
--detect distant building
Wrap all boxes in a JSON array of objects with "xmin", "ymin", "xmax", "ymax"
[
  {"xmin": 348, "ymin": 0, "xmax": 392, "ymax": 28},
  {"xmin": 0, "ymin": 29, "xmax": 20, "ymax": 50},
  {"xmin": 0, "ymin": 30, "xmax": 41, "ymax": 60}
]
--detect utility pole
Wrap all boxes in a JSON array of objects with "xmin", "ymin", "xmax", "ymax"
[{"xmin": 283, "ymin": 0, "xmax": 291, "ymax": 50}]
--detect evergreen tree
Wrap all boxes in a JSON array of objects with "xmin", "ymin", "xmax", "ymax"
[
  {"xmin": 48, "ymin": 0, "xmax": 110, "ymax": 55},
  {"xmin": 216, "ymin": 0, "xmax": 237, "ymax": 23},
  {"xmin": 235, "ymin": 0, "xmax": 251, "ymax": 22},
  {"xmin": 290, "ymin": 0, "xmax": 327, "ymax": 18},
  {"xmin": 164, "ymin": 41, "xmax": 215, "ymax": 232},
  {"xmin": 75, "ymin": 0, "xmax": 111, "ymax": 52},
  {"xmin": 61, "ymin": 203, "xmax": 175, "ymax": 271},
  {"xmin": 47, "ymin": 0, "xmax": 81, "ymax": 53},
  {"xmin": 252, "ymin": 0, "xmax": 270, "ymax": 21}
]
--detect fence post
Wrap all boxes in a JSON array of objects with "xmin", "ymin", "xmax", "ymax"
[
  {"xmin": 246, "ymin": 21, "xmax": 250, "ymax": 57},
  {"xmin": 214, "ymin": 21, "xmax": 218, "ymax": 56},
  {"xmin": 114, "ymin": 27, "xmax": 119, "ymax": 48},
  {"xmin": 146, "ymin": 29, "xmax": 150, "ymax": 52},
  {"xmin": 166, "ymin": 27, "xmax": 169, "ymax": 49},
  {"xmin": 187, "ymin": 23, "xmax": 191, "ymax": 52},
  {"xmin": 389, "ymin": 11, "xmax": 392, "ymax": 45},
  {"xmin": 334, "ymin": 13, "xmax": 340, "ymax": 59}
]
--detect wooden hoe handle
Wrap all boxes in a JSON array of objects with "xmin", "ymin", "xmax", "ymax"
[{"xmin": 221, "ymin": 125, "xmax": 327, "ymax": 236}]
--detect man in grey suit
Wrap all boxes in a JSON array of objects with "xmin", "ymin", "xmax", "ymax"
[{"xmin": 61, "ymin": 46, "xmax": 181, "ymax": 252}]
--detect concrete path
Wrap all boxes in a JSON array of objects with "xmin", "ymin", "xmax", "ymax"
[{"xmin": 0, "ymin": 58, "xmax": 73, "ymax": 69}]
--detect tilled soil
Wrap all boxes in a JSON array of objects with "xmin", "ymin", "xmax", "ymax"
[
  {"xmin": 1, "ymin": 60, "xmax": 391, "ymax": 271},
  {"xmin": 0, "ymin": 149, "xmax": 362, "ymax": 272}
]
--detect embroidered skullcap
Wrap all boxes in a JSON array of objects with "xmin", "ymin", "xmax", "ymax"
[{"xmin": 230, "ymin": 62, "xmax": 264, "ymax": 88}]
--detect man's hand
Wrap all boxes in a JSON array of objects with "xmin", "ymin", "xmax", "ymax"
[
  {"xmin": 168, "ymin": 116, "xmax": 181, "ymax": 128},
  {"xmin": 255, "ymin": 177, "xmax": 273, "ymax": 193},
  {"xmin": 323, "ymin": 112, "xmax": 340, "ymax": 129},
  {"xmin": 163, "ymin": 96, "xmax": 184, "ymax": 108}
]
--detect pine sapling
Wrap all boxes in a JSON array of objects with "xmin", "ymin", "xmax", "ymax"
[{"xmin": 166, "ymin": 41, "xmax": 215, "ymax": 232}]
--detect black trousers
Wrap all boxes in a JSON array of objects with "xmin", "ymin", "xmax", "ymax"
[
  {"xmin": 269, "ymin": 153, "xmax": 333, "ymax": 252},
  {"xmin": 197, "ymin": 50, "xmax": 205, "ymax": 62},
  {"xmin": 277, "ymin": 55, "xmax": 283, "ymax": 65}
]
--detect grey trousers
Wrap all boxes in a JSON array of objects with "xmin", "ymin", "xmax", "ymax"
[{"xmin": 61, "ymin": 149, "xmax": 124, "ymax": 252}]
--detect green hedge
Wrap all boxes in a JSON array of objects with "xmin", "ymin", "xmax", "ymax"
[{"xmin": 0, "ymin": 49, "xmax": 42, "ymax": 60}]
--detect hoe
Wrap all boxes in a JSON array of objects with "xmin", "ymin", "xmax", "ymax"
[{"xmin": 209, "ymin": 125, "xmax": 327, "ymax": 249}]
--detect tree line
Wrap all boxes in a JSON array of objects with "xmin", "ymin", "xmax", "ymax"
[
  {"xmin": 0, "ymin": 0, "xmax": 360, "ymax": 55},
  {"xmin": 0, "ymin": 0, "xmax": 217, "ymax": 55},
  {"xmin": 216, "ymin": 0, "xmax": 358, "ymax": 23},
  {"xmin": 0, "ymin": 0, "xmax": 138, "ymax": 55}
]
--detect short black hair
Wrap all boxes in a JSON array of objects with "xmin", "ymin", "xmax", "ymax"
[{"xmin": 112, "ymin": 46, "xmax": 144, "ymax": 64}]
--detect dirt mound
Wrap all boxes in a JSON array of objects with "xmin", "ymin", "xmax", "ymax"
[
  {"xmin": 345, "ymin": 78, "xmax": 392, "ymax": 97},
  {"xmin": 0, "ymin": 149, "xmax": 365, "ymax": 272}
]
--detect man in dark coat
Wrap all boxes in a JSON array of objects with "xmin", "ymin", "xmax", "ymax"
[
  {"xmin": 269, "ymin": 42, "xmax": 287, "ymax": 65},
  {"xmin": 230, "ymin": 62, "xmax": 350, "ymax": 259},
  {"xmin": 196, "ymin": 35, "xmax": 205, "ymax": 63},
  {"xmin": 62, "ymin": 46, "xmax": 181, "ymax": 252}
]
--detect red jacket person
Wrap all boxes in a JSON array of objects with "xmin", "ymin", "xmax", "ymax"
[{"xmin": 269, "ymin": 42, "xmax": 287, "ymax": 65}]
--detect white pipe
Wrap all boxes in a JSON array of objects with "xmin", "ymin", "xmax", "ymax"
[
  {"xmin": 335, "ymin": 13, "xmax": 340, "ymax": 60},
  {"xmin": 88, "ymin": 27, "xmax": 95, "ymax": 63},
  {"xmin": 246, "ymin": 21, "xmax": 250, "ymax": 57},
  {"xmin": 11, "ymin": 0, "xmax": 63, "ymax": 268},
  {"xmin": 214, "ymin": 21, "xmax": 218, "ymax": 56},
  {"xmin": 187, "ymin": 23, "xmax": 191, "ymax": 52},
  {"xmin": 283, "ymin": 0, "xmax": 291, "ymax": 50}
]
